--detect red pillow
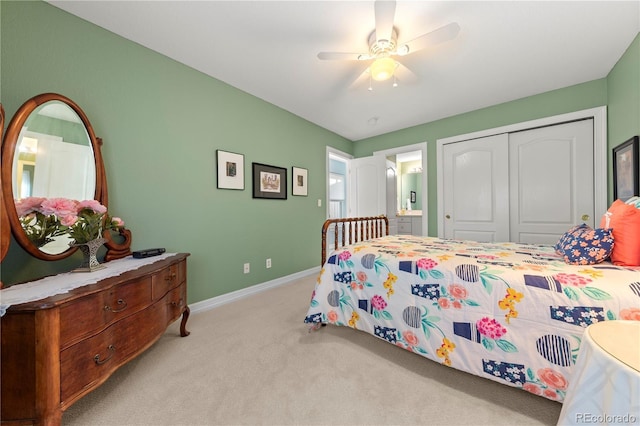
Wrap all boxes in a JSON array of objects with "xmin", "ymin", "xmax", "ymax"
[{"xmin": 600, "ymin": 200, "xmax": 640, "ymax": 266}]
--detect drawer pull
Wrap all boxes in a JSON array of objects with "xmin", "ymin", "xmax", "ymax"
[
  {"xmin": 94, "ymin": 345, "xmax": 116, "ymax": 365},
  {"xmin": 104, "ymin": 299, "xmax": 128, "ymax": 313},
  {"xmin": 165, "ymin": 273, "xmax": 177, "ymax": 282},
  {"xmin": 171, "ymin": 298, "xmax": 184, "ymax": 308}
]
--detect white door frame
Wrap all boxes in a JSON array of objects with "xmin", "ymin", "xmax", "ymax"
[
  {"xmin": 374, "ymin": 141, "xmax": 428, "ymax": 236},
  {"xmin": 436, "ymin": 106, "xmax": 607, "ymax": 237},
  {"xmin": 326, "ymin": 146, "xmax": 353, "ymax": 218}
]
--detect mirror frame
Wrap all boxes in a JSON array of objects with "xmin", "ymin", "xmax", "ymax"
[
  {"xmin": 1, "ymin": 104, "xmax": 10, "ymax": 266},
  {"xmin": 1, "ymin": 93, "xmax": 131, "ymax": 261}
]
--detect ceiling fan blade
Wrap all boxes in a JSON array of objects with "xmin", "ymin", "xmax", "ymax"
[
  {"xmin": 398, "ymin": 22, "xmax": 460, "ymax": 56},
  {"xmin": 347, "ymin": 67, "xmax": 373, "ymax": 90},
  {"xmin": 317, "ymin": 52, "xmax": 370, "ymax": 61},
  {"xmin": 394, "ymin": 62, "xmax": 418, "ymax": 84},
  {"xmin": 375, "ymin": 0, "xmax": 396, "ymax": 43}
]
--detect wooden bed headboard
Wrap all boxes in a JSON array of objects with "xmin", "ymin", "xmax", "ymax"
[{"xmin": 321, "ymin": 216, "xmax": 389, "ymax": 266}]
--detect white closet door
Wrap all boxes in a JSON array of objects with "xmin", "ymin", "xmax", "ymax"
[
  {"xmin": 509, "ymin": 120, "xmax": 594, "ymax": 244},
  {"xmin": 443, "ymin": 134, "xmax": 510, "ymax": 242}
]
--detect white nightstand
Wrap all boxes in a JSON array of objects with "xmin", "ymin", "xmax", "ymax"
[{"xmin": 558, "ymin": 320, "xmax": 640, "ymax": 425}]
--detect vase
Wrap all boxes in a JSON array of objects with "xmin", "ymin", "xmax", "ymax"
[{"xmin": 71, "ymin": 237, "xmax": 106, "ymax": 272}]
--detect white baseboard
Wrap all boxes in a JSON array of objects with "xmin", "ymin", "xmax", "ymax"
[{"xmin": 189, "ymin": 266, "xmax": 321, "ymax": 314}]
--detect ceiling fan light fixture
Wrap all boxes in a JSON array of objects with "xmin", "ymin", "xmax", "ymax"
[{"xmin": 370, "ymin": 57, "xmax": 396, "ymax": 81}]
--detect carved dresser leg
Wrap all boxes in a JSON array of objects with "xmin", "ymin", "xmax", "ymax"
[{"xmin": 180, "ymin": 306, "xmax": 190, "ymax": 337}]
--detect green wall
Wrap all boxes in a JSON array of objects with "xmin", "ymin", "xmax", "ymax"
[
  {"xmin": 0, "ymin": 1, "xmax": 352, "ymax": 303},
  {"xmin": 27, "ymin": 112, "xmax": 89, "ymax": 146},
  {"xmin": 607, "ymin": 33, "xmax": 640, "ymax": 198}
]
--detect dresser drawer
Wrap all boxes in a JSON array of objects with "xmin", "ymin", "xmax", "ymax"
[
  {"xmin": 60, "ymin": 300, "xmax": 166, "ymax": 403},
  {"xmin": 166, "ymin": 283, "xmax": 187, "ymax": 323},
  {"xmin": 103, "ymin": 277, "xmax": 153, "ymax": 321},
  {"xmin": 152, "ymin": 260, "xmax": 186, "ymax": 300},
  {"xmin": 60, "ymin": 324, "xmax": 121, "ymax": 403},
  {"xmin": 59, "ymin": 293, "xmax": 103, "ymax": 347},
  {"xmin": 60, "ymin": 277, "xmax": 152, "ymax": 348}
]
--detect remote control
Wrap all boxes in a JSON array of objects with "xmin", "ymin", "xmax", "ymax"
[{"xmin": 132, "ymin": 248, "xmax": 166, "ymax": 258}]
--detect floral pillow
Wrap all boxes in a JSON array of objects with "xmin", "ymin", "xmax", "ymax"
[
  {"xmin": 555, "ymin": 224, "xmax": 614, "ymax": 265},
  {"xmin": 554, "ymin": 223, "xmax": 589, "ymax": 254}
]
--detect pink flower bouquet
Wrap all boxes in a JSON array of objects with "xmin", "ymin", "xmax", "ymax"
[{"xmin": 15, "ymin": 197, "xmax": 125, "ymax": 246}]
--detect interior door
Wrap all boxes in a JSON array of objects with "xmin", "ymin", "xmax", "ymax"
[
  {"xmin": 349, "ymin": 155, "xmax": 386, "ymax": 217},
  {"xmin": 442, "ymin": 134, "xmax": 510, "ymax": 242},
  {"xmin": 509, "ymin": 119, "xmax": 594, "ymax": 244},
  {"xmin": 33, "ymin": 136, "xmax": 96, "ymax": 200},
  {"xmin": 385, "ymin": 160, "xmax": 398, "ymax": 235}
]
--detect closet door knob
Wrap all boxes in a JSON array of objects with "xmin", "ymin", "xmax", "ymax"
[
  {"xmin": 445, "ymin": 214, "xmax": 451, "ymax": 219},
  {"xmin": 581, "ymin": 214, "xmax": 589, "ymax": 221}
]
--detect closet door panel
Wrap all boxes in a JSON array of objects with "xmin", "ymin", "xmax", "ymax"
[
  {"xmin": 509, "ymin": 120, "xmax": 594, "ymax": 244},
  {"xmin": 443, "ymin": 134, "xmax": 509, "ymax": 242}
]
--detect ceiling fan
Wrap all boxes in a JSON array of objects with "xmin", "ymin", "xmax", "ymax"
[{"xmin": 317, "ymin": 0, "xmax": 460, "ymax": 89}]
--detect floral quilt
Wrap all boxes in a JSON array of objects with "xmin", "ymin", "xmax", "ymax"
[{"xmin": 304, "ymin": 235, "xmax": 640, "ymax": 402}]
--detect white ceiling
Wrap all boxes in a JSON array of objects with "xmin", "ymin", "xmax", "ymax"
[{"xmin": 47, "ymin": 1, "xmax": 639, "ymax": 141}]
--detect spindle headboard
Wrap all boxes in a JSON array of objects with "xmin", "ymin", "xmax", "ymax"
[{"xmin": 320, "ymin": 215, "xmax": 389, "ymax": 265}]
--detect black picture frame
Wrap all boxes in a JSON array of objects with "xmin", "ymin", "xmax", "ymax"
[
  {"xmin": 252, "ymin": 163, "xmax": 287, "ymax": 199},
  {"xmin": 613, "ymin": 135, "xmax": 639, "ymax": 201}
]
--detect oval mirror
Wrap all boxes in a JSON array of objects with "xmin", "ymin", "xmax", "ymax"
[{"xmin": 1, "ymin": 93, "xmax": 106, "ymax": 260}]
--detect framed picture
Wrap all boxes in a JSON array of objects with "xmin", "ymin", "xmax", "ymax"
[
  {"xmin": 613, "ymin": 136, "xmax": 639, "ymax": 201},
  {"xmin": 252, "ymin": 163, "xmax": 287, "ymax": 199},
  {"xmin": 292, "ymin": 166, "xmax": 308, "ymax": 196},
  {"xmin": 216, "ymin": 150, "xmax": 244, "ymax": 190}
]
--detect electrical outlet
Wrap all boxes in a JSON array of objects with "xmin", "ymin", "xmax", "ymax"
[
  {"xmin": 317, "ymin": 199, "xmax": 322, "ymax": 207},
  {"xmin": 243, "ymin": 263, "xmax": 250, "ymax": 274},
  {"xmin": 266, "ymin": 258, "xmax": 272, "ymax": 268}
]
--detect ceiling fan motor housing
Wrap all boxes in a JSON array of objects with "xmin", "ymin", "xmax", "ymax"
[{"xmin": 368, "ymin": 28, "xmax": 398, "ymax": 57}]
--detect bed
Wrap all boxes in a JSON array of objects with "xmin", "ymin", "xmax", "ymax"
[{"xmin": 305, "ymin": 216, "xmax": 640, "ymax": 402}]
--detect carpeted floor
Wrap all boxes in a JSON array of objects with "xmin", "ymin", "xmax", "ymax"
[{"xmin": 62, "ymin": 273, "xmax": 562, "ymax": 425}]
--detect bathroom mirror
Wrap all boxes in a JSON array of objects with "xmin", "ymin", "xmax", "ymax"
[
  {"xmin": 396, "ymin": 151, "xmax": 422, "ymax": 212},
  {"xmin": 1, "ymin": 93, "xmax": 131, "ymax": 261}
]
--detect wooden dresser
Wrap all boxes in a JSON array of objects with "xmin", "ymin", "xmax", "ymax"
[{"xmin": 0, "ymin": 253, "xmax": 190, "ymax": 425}]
